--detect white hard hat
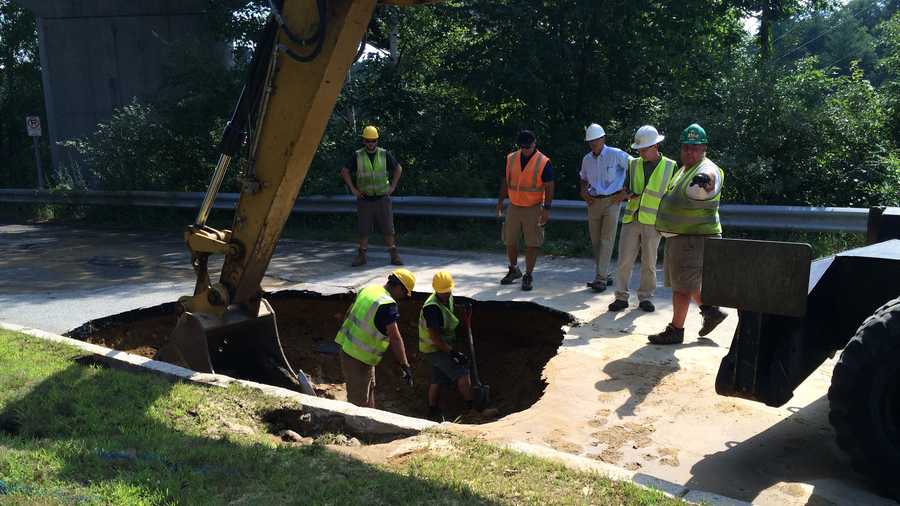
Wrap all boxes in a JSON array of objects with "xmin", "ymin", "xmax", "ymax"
[
  {"xmin": 631, "ymin": 125, "xmax": 665, "ymax": 150},
  {"xmin": 585, "ymin": 123, "xmax": 606, "ymax": 141}
]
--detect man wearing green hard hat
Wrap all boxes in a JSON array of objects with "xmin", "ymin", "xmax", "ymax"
[{"xmin": 649, "ymin": 123, "xmax": 728, "ymax": 345}]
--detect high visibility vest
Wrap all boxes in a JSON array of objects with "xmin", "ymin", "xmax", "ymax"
[
  {"xmin": 355, "ymin": 147, "xmax": 390, "ymax": 196},
  {"xmin": 418, "ymin": 294, "xmax": 459, "ymax": 353},
  {"xmin": 623, "ymin": 156, "xmax": 677, "ymax": 226},
  {"xmin": 506, "ymin": 149, "xmax": 549, "ymax": 207},
  {"xmin": 655, "ymin": 158, "xmax": 724, "ymax": 235},
  {"xmin": 334, "ymin": 285, "xmax": 396, "ymax": 366}
]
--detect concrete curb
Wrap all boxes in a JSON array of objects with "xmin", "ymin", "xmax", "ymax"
[
  {"xmin": 0, "ymin": 321, "xmax": 435, "ymax": 437},
  {"xmin": 2, "ymin": 321, "xmax": 747, "ymax": 504}
]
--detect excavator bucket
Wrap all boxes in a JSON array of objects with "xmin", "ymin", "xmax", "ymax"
[{"xmin": 156, "ymin": 298, "xmax": 316, "ymax": 395}]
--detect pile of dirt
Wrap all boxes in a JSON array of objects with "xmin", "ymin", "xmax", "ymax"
[{"xmin": 66, "ymin": 290, "xmax": 574, "ymax": 424}]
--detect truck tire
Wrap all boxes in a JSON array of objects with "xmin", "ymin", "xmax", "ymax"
[{"xmin": 828, "ymin": 297, "xmax": 900, "ymax": 499}]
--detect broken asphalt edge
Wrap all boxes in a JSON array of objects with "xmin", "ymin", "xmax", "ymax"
[{"xmin": 2, "ymin": 321, "xmax": 748, "ymax": 505}]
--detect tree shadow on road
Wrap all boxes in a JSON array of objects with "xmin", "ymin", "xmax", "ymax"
[{"xmin": 594, "ymin": 339, "xmax": 718, "ymax": 417}]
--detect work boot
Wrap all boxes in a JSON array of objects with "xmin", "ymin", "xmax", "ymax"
[
  {"xmin": 608, "ymin": 299, "xmax": 628, "ymax": 312},
  {"xmin": 638, "ymin": 300, "xmax": 655, "ymax": 312},
  {"xmin": 521, "ymin": 273, "xmax": 533, "ymax": 291},
  {"xmin": 587, "ymin": 280, "xmax": 606, "ymax": 292},
  {"xmin": 500, "ymin": 265, "xmax": 522, "ymax": 285},
  {"xmin": 427, "ymin": 406, "xmax": 444, "ymax": 423},
  {"xmin": 478, "ymin": 406, "xmax": 500, "ymax": 418},
  {"xmin": 699, "ymin": 305, "xmax": 727, "ymax": 337},
  {"xmin": 389, "ymin": 246, "xmax": 404, "ymax": 266},
  {"xmin": 648, "ymin": 324, "xmax": 684, "ymax": 345},
  {"xmin": 351, "ymin": 248, "xmax": 367, "ymax": 267}
]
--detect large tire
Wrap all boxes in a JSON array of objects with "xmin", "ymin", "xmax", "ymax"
[{"xmin": 828, "ymin": 297, "xmax": 900, "ymax": 500}]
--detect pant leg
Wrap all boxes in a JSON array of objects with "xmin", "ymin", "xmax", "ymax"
[
  {"xmin": 595, "ymin": 198, "xmax": 621, "ymax": 278},
  {"xmin": 637, "ymin": 223, "xmax": 662, "ymax": 301},
  {"xmin": 587, "ymin": 202, "xmax": 603, "ymax": 276},
  {"xmin": 614, "ymin": 221, "xmax": 641, "ymax": 301}
]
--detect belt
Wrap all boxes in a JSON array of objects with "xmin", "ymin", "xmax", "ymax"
[{"xmin": 590, "ymin": 192, "xmax": 618, "ymax": 198}]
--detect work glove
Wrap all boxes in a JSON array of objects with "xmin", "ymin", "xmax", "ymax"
[
  {"xmin": 689, "ymin": 173, "xmax": 711, "ymax": 188},
  {"xmin": 400, "ymin": 365, "xmax": 414, "ymax": 388},
  {"xmin": 451, "ymin": 351, "xmax": 469, "ymax": 366}
]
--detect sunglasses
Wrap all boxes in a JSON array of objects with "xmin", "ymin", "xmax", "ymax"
[{"xmin": 363, "ymin": 139, "xmax": 377, "ymax": 144}]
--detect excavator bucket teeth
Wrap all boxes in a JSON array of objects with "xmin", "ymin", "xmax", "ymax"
[{"xmin": 155, "ymin": 298, "xmax": 316, "ymax": 396}]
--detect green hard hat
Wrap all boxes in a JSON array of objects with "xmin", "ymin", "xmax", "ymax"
[{"xmin": 680, "ymin": 123, "xmax": 708, "ymax": 145}]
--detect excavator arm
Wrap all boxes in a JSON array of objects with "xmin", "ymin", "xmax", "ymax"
[{"xmin": 156, "ymin": 0, "xmax": 439, "ymax": 393}]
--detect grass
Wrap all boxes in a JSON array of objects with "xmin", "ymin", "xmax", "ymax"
[
  {"xmin": 1, "ymin": 202, "xmax": 864, "ymax": 259},
  {"xmin": 0, "ymin": 329, "xmax": 681, "ymax": 505}
]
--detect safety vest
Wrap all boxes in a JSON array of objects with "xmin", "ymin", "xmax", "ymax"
[
  {"xmin": 334, "ymin": 285, "xmax": 396, "ymax": 366},
  {"xmin": 355, "ymin": 147, "xmax": 389, "ymax": 196},
  {"xmin": 506, "ymin": 149, "xmax": 549, "ymax": 207},
  {"xmin": 623, "ymin": 156, "xmax": 677, "ymax": 226},
  {"xmin": 418, "ymin": 293, "xmax": 459, "ymax": 353},
  {"xmin": 655, "ymin": 158, "xmax": 724, "ymax": 235}
]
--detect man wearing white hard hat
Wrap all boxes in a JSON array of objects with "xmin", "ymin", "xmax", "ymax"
[
  {"xmin": 579, "ymin": 123, "xmax": 631, "ymax": 292},
  {"xmin": 608, "ymin": 125, "xmax": 678, "ymax": 312}
]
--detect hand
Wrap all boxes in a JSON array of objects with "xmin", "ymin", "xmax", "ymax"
[
  {"xmin": 689, "ymin": 173, "xmax": 712, "ymax": 191},
  {"xmin": 581, "ymin": 190, "xmax": 595, "ymax": 205},
  {"xmin": 496, "ymin": 202, "xmax": 504, "ymax": 218},
  {"xmin": 386, "ymin": 185, "xmax": 396, "ymax": 196},
  {"xmin": 351, "ymin": 187, "xmax": 362, "ymax": 199},
  {"xmin": 451, "ymin": 351, "xmax": 469, "ymax": 366},
  {"xmin": 400, "ymin": 365, "xmax": 414, "ymax": 388},
  {"xmin": 540, "ymin": 208, "xmax": 550, "ymax": 226}
]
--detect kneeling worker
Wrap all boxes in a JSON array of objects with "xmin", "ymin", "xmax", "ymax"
[
  {"xmin": 419, "ymin": 271, "xmax": 497, "ymax": 421},
  {"xmin": 335, "ymin": 268, "xmax": 416, "ymax": 408}
]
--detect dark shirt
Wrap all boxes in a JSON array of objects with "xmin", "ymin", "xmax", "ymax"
[
  {"xmin": 373, "ymin": 303, "xmax": 400, "ymax": 336},
  {"xmin": 423, "ymin": 304, "xmax": 444, "ymax": 329},
  {"xmin": 501, "ymin": 150, "xmax": 554, "ymax": 182},
  {"xmin": 343, "ymin": 150, "xmax": 400, "ymax": 176},
  {"xmin": 625, "ymin": 156, "xmax": 662, "ymax": 193}
]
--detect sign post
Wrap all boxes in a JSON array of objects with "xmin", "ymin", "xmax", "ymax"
[{"xmin": 26, "ymin": 116, "xmax": 43, "ymax": 189}]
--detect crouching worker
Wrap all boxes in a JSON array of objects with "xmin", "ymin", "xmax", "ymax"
[
  {"xmin": 419, "ymin": 271, "xmax": 498, "ymax": 422},
  {"xmin": 335, "ymin": 268, "xmax": 416, "ymax": 408}
]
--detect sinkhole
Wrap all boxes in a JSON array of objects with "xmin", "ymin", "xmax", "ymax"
[{"xmin": 66, "ymin": 290, "xmax": 575, "ymax": 424}]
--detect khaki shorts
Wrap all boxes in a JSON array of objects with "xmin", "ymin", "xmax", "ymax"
[
  {"xmin": 340, "ymin": 350, "xmax": 375, "ymax": 407},
  {"xmin": 663, "ymin": 234, "xmax": 720, "ymax": 293},
  {"xmin": 503, "ymin": 204, "xmax": 544, "ymax": 248},
  {"xmin": 357, "ymin": 196, "xmax": 395, "ymax": 236}
]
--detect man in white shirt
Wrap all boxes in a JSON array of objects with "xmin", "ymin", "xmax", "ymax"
[{"xmin": 579, "ymin": 124, "xmax": 631, "ymax": 292}]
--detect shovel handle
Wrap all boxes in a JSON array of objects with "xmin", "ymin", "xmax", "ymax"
[{"xmin": 463, "ymin": 305, "xmax": 483, "ymax": 386}]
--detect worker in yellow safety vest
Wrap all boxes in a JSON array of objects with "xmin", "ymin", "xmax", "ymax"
[
  {"xmin": 648, "ymin": 124, "xmax": 728, "ymax": 345},
  {"xmin": 608, "ymin": 125, "xmax": 677, "ymax": 313},
  {"xmin": 418, "ymin": 271, "xmax": 498, "ymax": 422},
  {"xmin": 335, "ymin": 268, "xmax": 416, "ymax": 407}
]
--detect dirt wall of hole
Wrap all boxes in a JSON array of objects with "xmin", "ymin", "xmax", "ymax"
[{"xmin": 67, "ymin": 290, "xmax": 574, "ymax": 423}]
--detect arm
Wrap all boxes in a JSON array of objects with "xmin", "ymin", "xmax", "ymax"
[
  {"xmin": 541, "ymin": 181, "xmax": 554, "ymax": 225},
  {"xmin": 497, "ymin": 178, "xmax": 509, "ymax": 217},
  {"xmin": 340, "ymin": 166, "xmax": 362, "ymax": 198},
  {"xmin": 386, "ymin": 322, "xmax": 411, "ymax": 368},
  {"xmin": 388, "ymin": 164, "xmax": 403, "ymax": 195},
  {"xmin": 428, "ymin": 327, "xmax": 452, "ymax": 353}
]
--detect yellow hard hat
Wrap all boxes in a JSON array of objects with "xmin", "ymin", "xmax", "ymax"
[
  {"xmin": 432, "ymin": 271, "xmax": 454, "ymax": 293},
  {"xmin": 362, "ymin": 125, "xmax": 379, "ymax": 140},
  {"xmin": 391, "ymin": 268, "xmax": 416, "ymax": 295}
]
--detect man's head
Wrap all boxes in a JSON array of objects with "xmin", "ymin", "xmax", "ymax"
[
  {"xmin": 432, "ymin": 271, "xmax": 454, "ymax": 302},
  {"xmin": 585, "ymin": 123, "xmax": 606, "ymax": 155},
  {"xmin": 631, "ymin": 125, "xmax": 664, "ymax": 161},
  {"xmin": 386, "ymin": 268, "xmax": 416, "ymax": 300},
  {"xmin": 362, "ymin": 125, "xmax": 379, "ymax": 153},
  {"xmin": 679, "ymin": 123, "xmax": 708, "ymax": 167},
  {"xmin": 517, "ymin": 130, "xmax": 536, "ymax": 156}
]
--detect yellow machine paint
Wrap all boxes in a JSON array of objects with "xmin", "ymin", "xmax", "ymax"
[{"xmin": 156, "ymin": 0, "xmax": 440, "ymax": 393}]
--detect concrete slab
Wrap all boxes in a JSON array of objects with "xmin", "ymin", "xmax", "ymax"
[{"xmin": 0, "ymin": 223, "xmax": 892, "ymax": 505}]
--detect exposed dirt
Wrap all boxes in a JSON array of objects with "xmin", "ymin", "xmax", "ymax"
[{"xmin": 66, "ymin": 290, "xmax": 574, "ymax": 424}]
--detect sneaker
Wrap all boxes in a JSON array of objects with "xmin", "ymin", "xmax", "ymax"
[
  {"xmin": 351, "ymin": 248, "xmax": 367, "ymax": 267},
  {"xmin": 648, "ymin": 324, "xmax": 684, "ymax": 345},
  {"xmin": 521, "ymin": 273, "xmax": 533, "ymax": 291},
  {"xmin": 608, "ymin": 299, "xmax": 628, "ymax": 311},
  {"xmin": 586, "ymin": 280, "xmax": 606, "ymax": 292},
  {"xmin": 699, "ymin": 305, "xmax": 727, "ymax": 336},
  {"xmin": 638, "ymin": 300, "xmax": 655, "ymax": 312},
  {"xmin": 389, "ymin": 247, "xmax": 404, "ymax": 266},
  {"xmin": 500, "ymin": 265, "xmax": 523, "ymax": 285}
]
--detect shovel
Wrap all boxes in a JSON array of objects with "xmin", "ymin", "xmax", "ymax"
[{"xmin": 461, "ymin": 304, "xmax": 490, "ymax": 408}]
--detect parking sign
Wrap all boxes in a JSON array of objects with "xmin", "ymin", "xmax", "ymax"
[{"xmin": 26, "ymin": 116, "xmax": 41, "ymax": 137}]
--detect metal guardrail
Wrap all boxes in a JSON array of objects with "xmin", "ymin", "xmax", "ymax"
[{"xmin": 0, "ymin": 188, "xmax": 870, "ymax": 233}]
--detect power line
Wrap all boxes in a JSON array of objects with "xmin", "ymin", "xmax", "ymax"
[{"xmin": 770, "ymin": 1, "xmax": 880, "ymax": 65}]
